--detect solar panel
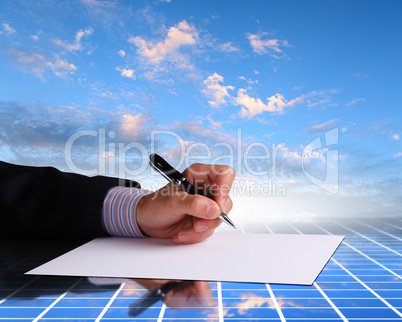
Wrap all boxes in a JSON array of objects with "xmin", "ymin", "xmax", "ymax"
[{"xmin": 1, "ymin": 217, "xmax": 401, "ymax": 321}]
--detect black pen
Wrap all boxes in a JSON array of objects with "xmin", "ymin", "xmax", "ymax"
[
  {"xmin": 128, "ymin": 281, "xmax": 184, "ymax": 317},
  {"xmin": 149, "ymin": 153, "xmax": 236, "ymax": 228}
]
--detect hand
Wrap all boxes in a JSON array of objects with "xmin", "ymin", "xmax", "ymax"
[
  {"xmin": 134, "ymin": 279, "xmax": 215, "ymax": 309},
  {"xmin": 164, "ymin": 280, "xmax": 215, "ymax": 309},
  {"xmin": 136, "ymin": 163, "xmax": 235, "ymax": 244}
]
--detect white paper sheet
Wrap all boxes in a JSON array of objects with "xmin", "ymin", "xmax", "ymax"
[{"xmin": 26, "ymin": 233, "xmax": 343, "ymax": 285}]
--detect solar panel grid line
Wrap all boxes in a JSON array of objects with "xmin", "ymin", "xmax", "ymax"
[
  {"xmin": 286, "ymin": 223, "xmax": 302, "ymax": 235},
  {"xmin": 0, "ymin": 276, "xmax": 39, "ymax": 305},
  {"xmin": 62, "ymin": 297, "xmax": 116, "ymax": 299},
  {"xmin": 310, "ymin": 223, "xmax": 402, "ymax": 280},
  {"xmin": 3, "ymin": 306, "xmax": 127, "ymax": 309},
  {"xmin": 157, "ymin": 302, "xmax": 167, "ymax": 322},
  {"xmin": 94, "ymin": 282, "xmax": 125, "ymax": 322},
  {"xmin": 311, "ymin": 222, "xmax": 402, "ymax": 319},
  {"xmin": 310, "ymin": 281, "xmax": 401, "ymax": 284},
  {"xmin": 313, "ymin": 224, "xmax": 402, "ymax": 319},
  {"xmin": 265, "ymin": 284, "xmax": 286, "ymax": 322},
  {"xmin": 286, "ymin": 222, "xmax": 349, "ymax": 322},
  {"xmin": 263, "ymin": 223, "xmax": 274, "ymax": 234},
  {"xmin": 31, "ymin": 277, "xmax": 83, "ymax": 322},
  {"xmin": 327, "ymin": 218, "xmax": 402, "ymax": 257},
  {"xmin": 314, "ymin": 283, "xmax": 349, "ymax": 322},
  {"xmin": 237, "ymin": 222, "xmax": 246, "ymax": 234},
  {"xmin": 350, "ymin": 219, "xmax": 402, "ymax": 242},
  {"xmin": 376, "ymin": 219, "xmax": 402, "ymax": 231},
  {"xmin": 230, "ymin": 220, "xmax": 279, "ymax": 321},
  {"xmin": 0, "ymin": 251, "xmax": 41, "ymax": 275},
  {"xmin": 217, "ymin": 281, "xmax": 224, "ymax": 322}
]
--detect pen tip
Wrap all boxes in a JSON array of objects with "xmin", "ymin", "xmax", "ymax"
[{"xmin": 225, "ymin": 216, "xmax": 237, "ymax": 229}]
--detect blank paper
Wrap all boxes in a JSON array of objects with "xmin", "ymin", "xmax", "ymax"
[{"xmin": 26, "ymin": 233, "xmax": 343, "ymax": 285}]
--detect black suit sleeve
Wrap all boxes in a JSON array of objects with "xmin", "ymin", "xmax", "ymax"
[{"xmin": 0, "ymin": 161, "xmax": 140, "ymax": 238}]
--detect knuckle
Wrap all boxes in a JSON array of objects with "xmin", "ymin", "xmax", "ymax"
[
  {"xmin": 169, "ymin": 191, "xmax": 188, "ymax": 209},
  {"xmin": 221, "ymin": 165, "xmax": 236, "ymax": 177},
  {"xmin": 216, "ymin": 165, "xmax": 236, "ymax": 178},
  {"xmin": 188, "ymin": 195, "xmax": 204, "ymax": 213},
  {"xmin": 226, "ymin": 197, "xmax": 233, "ymax": 212},
  {"xmin": 227, "ymin": 166, "xmax": 236, "ymax": 177}
]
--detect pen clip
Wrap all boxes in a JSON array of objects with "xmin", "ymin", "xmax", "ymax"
[{"xmin": 149, "ymin": 154, "xmax": 184, "ymax": 186}]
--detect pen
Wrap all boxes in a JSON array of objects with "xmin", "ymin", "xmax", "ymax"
[
  {"xmin": 149, "ymin": 153, "xmax": 236, "ymax": 228},
  {"xmin": 129, "ymin": 281, "xmax": 184, "ymax": 317}
]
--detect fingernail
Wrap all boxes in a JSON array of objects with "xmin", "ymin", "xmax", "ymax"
[
  {"xmin": 178, "ymin": 233, "xmax": 191, "ymax": 242},
  {"xmin": 195, "ymin": 224, "xmax": 208, "ymax": 233},
  {"xmin": 206, "ymin": 203, "xmax": 217, "ymax": 218},
  {"xmin": 221, "ymin": 196, "xmax": 228, "ymax": 209}
]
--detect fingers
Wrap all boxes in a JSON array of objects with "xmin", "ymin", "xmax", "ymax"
[
  {"xmin": 208, "ymin": 164, "xmax": 235, "ymax": 207},
  {"xmin": 193, "ymin": 218, "xmax": 221, "ymax": 233},
  {"xmin": 192, "ymin": 280, "xmax": 215, "ymax": 306},
  {"xmin": 137, "ymin": 185, "xmax": 224, "ymax": 239},
  {"xmin": 219, "ymin": 194, "xmax": 233, "ymax": 215},
  {"xmin": 137, "ymin": 163, "xmax": 235, "ymax": 243},
  {"xmin": 165, "ymin": 280, "xmax": 214, "ymax": 309},
  {"xmin": 173, "ymin": 217, "xmax": 221, "ymax": 245},
  {"xmin": 183, "ymin": 163, "xmax": 235, "ymax": 211},
  {"xmin": 172, "ymin": 193, "xmax": 221, "ymax": 221}
]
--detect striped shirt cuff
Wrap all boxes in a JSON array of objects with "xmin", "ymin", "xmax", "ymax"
[{"xmin": 102, "ymin": 186, "xmax": 153, "ymax": 237}]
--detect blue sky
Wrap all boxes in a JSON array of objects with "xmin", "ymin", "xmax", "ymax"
[{"xmin": 0, "ymin": 0, "xmax": 401, "ymax": 217}]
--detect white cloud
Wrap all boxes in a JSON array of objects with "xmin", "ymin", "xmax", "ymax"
[
  {"xmin": 236, "ymin": 89, "xmax": 304, "ymax": 118},
  {"xmin": 128, "ymin": 20, "xmax": 198, "ymax": 64},
  {"xmin": 201, "ymin": 73, "xmax": 338, "ymax": 119},
  {"xmin": 99, "ymin": 90, "xmax": 118, "ymax": 99},
  {"xmin": 353, "ymin": 72, "xmax": 369, "ymax": 79},
  {"xmin": 53, "ymin": 27, "xmax": 93, "ymax": 51},
  {"xmin": 202, "ymin": 73, "xmax": 234, "ymax": 108},
  {"xmin": 121, "ymin": 113, "xmax": 146, "ymax": 137},
  {"xmin": 392, "ymin": 133, "xmax": 400, "ymax": 140},
  {"xmin": 116, "ymin": 66, "xmax": 135, "ymax": 79},
  {"xmin": 118, "ymin": 49, "xmax": 126, "ymax": 57},
  {"xmin": 305, "ymin": 119, "xmax": 338, "ymax": 132},
  {"xmin": 305, "ymin": 89, "xmax": 340, "ymax": 107},
  {"xmin": 346, "ymin": 98, "xmax": 365, "ymax": 106},
  {"xmin": 48, "ymin": 59, "xmax": 77, "ymax": 78},
  {"xmin": 238, "ymin": 76, "xmax": 258, "ymax": 85},
  {"xmin": 8, "ymin": 50, "xmax": 76, "ymax": 80},
  {"xmin": 30, "ymin": 35, "xmax": 39, "ymax": 41},
  {"xmin": 169, "ymin": 118, "xmax": 237, "ymax": 152},
  {"xmin": 395, "ymin": 152, "xmax": 402, "ymax": 158},
  {"xmin": 81, "ymin": 0, "xmax": 120, "ymax": 28},
  {"xmin": 247, "ymin": 32, "xmax": 290, "ymax": 56},
  {"xmin": 201, "ymin": 73, "xmax": 320, "ymax": 118},
  {"xmin": 217, "ymin": 41, "xmax": 239, "ymax": 52},
  {"xmin": 3, "ymin": 23, "xmax": 16, "ymax": 35}
]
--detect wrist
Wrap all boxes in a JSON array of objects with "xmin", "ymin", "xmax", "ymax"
[
  {"xmin": 102, "ymin": 187, "xmax": 152, "ymax": 238},
  {"xmin": 136, "ymin": 193, "xmax": 152, "ymax": 237}
]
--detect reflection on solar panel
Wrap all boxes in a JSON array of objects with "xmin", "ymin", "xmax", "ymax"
[{"xmin": 1, "ymin": 217, "xmax": 401, "ymax": 321}]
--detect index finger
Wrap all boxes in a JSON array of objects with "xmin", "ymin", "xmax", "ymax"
[
  {"xmin": 184, "ymin": 163, "xmax": 236, "ymax": 209},
  {"xmin": 206, "ymin": 164, "xmax": 236, "ymax": 205}
]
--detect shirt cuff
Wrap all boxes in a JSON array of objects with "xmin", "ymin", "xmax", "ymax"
[{"xmin": 102, "ymin": 186, "xmax": 153, "ymax": 237}]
